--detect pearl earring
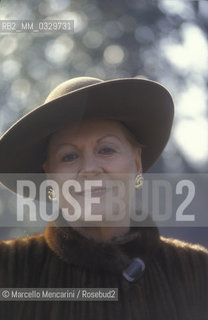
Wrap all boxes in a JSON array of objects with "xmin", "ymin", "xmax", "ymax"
[
  {"xmin": 135, "ymin": 173, "xmax": 144, "ymax": 189},
  {"xmin": 48, "ymin": 187, "xmax": 57, "ymax": 201}
]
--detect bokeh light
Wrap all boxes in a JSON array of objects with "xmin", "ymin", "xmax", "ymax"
[{"xmin": 103, "ymin": 45, "xmax": 126, "ymax": 65}]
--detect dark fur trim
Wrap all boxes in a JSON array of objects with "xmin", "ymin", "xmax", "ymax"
[{"xmin": 44, "ymin": 221, "xmax": 160, "ymax": 274}]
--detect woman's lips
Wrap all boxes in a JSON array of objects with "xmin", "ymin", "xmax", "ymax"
[{"xmin": 77, "ymin": 187, "xmax": 107, "ymax": 197}]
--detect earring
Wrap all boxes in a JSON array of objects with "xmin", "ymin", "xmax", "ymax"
[
  {"xmin": 48, "ymin": 187, "xmax": 57, "ymax": 201},
  {"xmin": 135, "ymin": 173, "xmax": 144, "ymax": 189}
]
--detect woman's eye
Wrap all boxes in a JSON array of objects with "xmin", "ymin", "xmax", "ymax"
[
  {"xmin": 98, "ymin": 147, "xmax": 116, "ymax": 155},
  {"xmin": 61, "ymin": 153, "xmax": 79, "ymax": 162}
]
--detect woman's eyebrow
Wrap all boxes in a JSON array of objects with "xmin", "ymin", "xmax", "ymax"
[
  {"xmin": 54, "ymin": 143, "xmax": 77, "ymax": 153},
  {"xmin": 97, "ymin": 135, "xmax": 122, "ymax": 143},
  {"xmin": 54, "ymin": 135, "xmax": 122, "ymax": 152}
]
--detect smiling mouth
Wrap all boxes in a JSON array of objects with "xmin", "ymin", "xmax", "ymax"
[{"xmin": 77, "ymin": 188, "xmax": 107, "ymax": 197}]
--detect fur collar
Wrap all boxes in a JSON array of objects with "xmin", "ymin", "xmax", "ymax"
[{"xmin": 44, "ymin": 216, "xmax": 161, "ymax": 274}]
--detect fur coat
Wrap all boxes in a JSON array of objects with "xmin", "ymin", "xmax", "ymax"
[{"xmin": 0, "ymin": 221, "xmax": 207, "ymax": 320}]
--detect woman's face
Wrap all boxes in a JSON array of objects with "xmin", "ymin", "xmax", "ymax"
[
  {"xmin": 43, "ymin": 119, "xmax": 142, "ymax": 226},
  {"xmin": 43, "ymin": 119, "xmax": 142, "ymax": 174}
]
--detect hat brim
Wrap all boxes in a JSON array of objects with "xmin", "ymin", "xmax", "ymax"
[{"xmin": 0, "ymin": 78, "xmax": 174, "ymax": 194}]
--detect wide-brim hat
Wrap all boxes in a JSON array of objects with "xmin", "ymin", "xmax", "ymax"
[{"xmin": 0, "ymin": 76, "xmax": 174, "ymax": 194}]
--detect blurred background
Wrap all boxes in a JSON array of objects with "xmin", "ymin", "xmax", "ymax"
[{"xmin": 0, "ymin": 0, "xmax": 207, "ymax": 245}]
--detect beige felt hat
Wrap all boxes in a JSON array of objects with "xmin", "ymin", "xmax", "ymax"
[{"xmin": 0, "ymin": 76, "xmax": 174, "ymax": 193}]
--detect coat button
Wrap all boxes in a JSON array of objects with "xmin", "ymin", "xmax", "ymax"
[{"xmin": 122, "ymin": 257, "xmax": 145, "ymax": 282}]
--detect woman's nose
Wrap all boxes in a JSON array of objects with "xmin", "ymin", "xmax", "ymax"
[{"xmin": 79, "ymin": 154, "xmax": 103, "ymax": 175}]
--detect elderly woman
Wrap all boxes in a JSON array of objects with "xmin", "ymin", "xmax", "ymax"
[{"xmin": 0, "ymin": 77, "xmax": 207, "ymax": 320}]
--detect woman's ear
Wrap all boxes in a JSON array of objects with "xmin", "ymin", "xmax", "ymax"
[
  {"xmin": 135, "ymin": 147, "xmax": 143, "ymax": 173},
  {"xmin": 42, "ymin": 161, "xmax": 48, "ymax": 173}
]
